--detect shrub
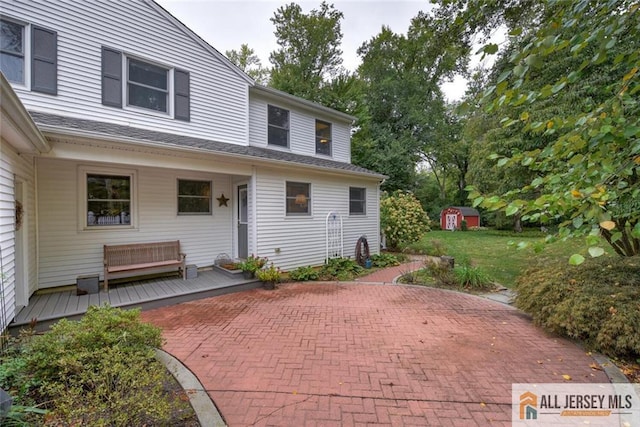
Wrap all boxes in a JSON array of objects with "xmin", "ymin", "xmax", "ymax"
[
  {"xmin": 381, "ymin": 191, "xmax": 431, "ymax": 250},
  {"xmin": 370, "ymin": 253, "xmax": 400, "ymax": 268},
  {"xmin": 460, "ymin": 219, "xmax": 468, "ymax": 231},
  {"xmin": 319, "ymin": 257, "xmax": 364, "ymax": 281},
  {"xmin": 516, "ymin": 256, "xmax": 640, "ymax": 358},
  {"xmin": 0, "ymin": 305, "xmax": 193, "ymax": 426},
  {"xmin": 288, "ymin": 266, "xmax": 319, "ymax": 281}
]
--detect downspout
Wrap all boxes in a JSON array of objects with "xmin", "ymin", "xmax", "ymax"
[{"xmin": 377, "ymin": 178, "xmax": 386, "ymax": 252}]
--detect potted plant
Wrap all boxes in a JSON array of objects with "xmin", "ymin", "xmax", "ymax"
[
  {"xmin": 256, "ymin": 263, "xmax": 281, "ymax": 290},
  {"xmin": 239, "ymin": 254, "xmax": 267, "ymax": 279}
]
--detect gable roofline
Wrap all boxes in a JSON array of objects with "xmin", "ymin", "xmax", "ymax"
[
  {"xmin": 144, "ymin": 0, "xmax": 254, "ymax": 85},
  {"xmin": 1, "ymin": 73, "xmax": 50, "ymax": 154},
  {"xmin": 445, "ymin": 206, "xmax": 480, "ymax": 216},
  {"xmin": 251, "ymin": 85, "xmax": 357, "ymax": 123},
  {"xmin": 30, "ymin": 111, "xmax": 386, "ymax": 180}
]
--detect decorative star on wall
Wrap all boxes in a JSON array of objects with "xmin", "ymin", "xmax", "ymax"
[{"xmin": 217, "ymin": 193, "xmax": 229, "ymax": 207}]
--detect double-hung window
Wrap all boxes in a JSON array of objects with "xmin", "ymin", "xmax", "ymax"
[
  {"xmin": 286, "ymin": 181, "xmax": 310, "ymax": 216},
  {"xmin": 0, "ymin": 18, "xmax": 57, "ymax": 93},
  {"xmin": 0, "ymin": 19, "xmax": 24, "ymax": 84},
  {"xmin": 177, "ymin": 179, "xmax": 211, "ymax": 215},
  {"xmin": 268, "ymin": 105, "xmax": 289, "ymax": 147},
  {"xmin": 127, "ymin": 58, "xmax": 168, "ymax": 113},
  {"xmin": 86, "ymin": 174, "xmax": 132, "ymax": 227},
  {"xmin": 315, "ymin": 120, "xmax": 332, "ymax": 156},
  {"xmin": 349, "ymin": 187, "xmax": 366, "ymax": 215},
  {"xmin": 102, "ymin": 47, "xmax": 190, "ymax": 121}
]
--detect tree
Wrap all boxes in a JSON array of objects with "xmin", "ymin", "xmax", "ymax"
[
  {"xmin": 353, "ymin": 7, "xmax": 473, "ymax": 193},
  {"xmin": 268, "ymin": 2, "xmax": 345, "ymax": 103},
  {"xmin": 225, "ymin": 44, "xmax": 269, "ymax": 84},
  {"xmin": 467, "ymin": 0, "xmax": 640, "ymax": 260}
]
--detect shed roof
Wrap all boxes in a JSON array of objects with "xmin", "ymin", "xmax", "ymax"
[{"xmin": 447, "ymin": 206, "xmax": 480, "ymax": 217}]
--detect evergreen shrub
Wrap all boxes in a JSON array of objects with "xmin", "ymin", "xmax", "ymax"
[{"xmin": 516, "ymin": 257, "xmax": 640, "ymax": 358}]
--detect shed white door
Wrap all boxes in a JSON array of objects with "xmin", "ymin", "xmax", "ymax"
[{"xmin": 445, "ymin": 214, "xmax": 457, "ymax": 230}]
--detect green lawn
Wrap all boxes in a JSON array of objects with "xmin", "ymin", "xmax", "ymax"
[{"xmin": 419, "ymin": 229, "xmax": 612, "ymax": 288}]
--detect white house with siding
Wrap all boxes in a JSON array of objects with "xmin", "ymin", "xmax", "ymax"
[{"xmin": 0, "ymin": 0, "xmax": 384, "ymax": 331}]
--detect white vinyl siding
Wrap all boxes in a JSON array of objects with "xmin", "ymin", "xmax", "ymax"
[
  {"xmin": 254, "ymin": 167, "xmax": 380, "ymax": 271},
  {"xmin": 249, "ymin": 94, "xmax": 352, "ymax": 163},
  {"xmin": 36, "ymin": 158, "xmax": 235, "ymax": 288},
  {"xmin": 0, "ymin": 147, "xmax": 17, "ymax": 332},
  {"xmin": 1, "ymin": 0, "xmax": 249, "ymax": 143},
  {"xmin": 0, "ymin": 141, "xmax": 37, "ymax": 330}
]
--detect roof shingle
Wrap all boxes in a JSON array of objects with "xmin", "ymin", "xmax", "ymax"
[{"xmin": 30, "ymin": 111, "xmax": 385, "ymax": 179}]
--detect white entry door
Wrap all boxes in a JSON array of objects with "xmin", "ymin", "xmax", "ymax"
[{"xmin": 445, "ymin": 214, "xmax": 457, "ymax": 230}]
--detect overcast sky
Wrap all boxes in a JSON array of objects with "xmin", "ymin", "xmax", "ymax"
[{"xmin": 155, "ymin": 0, "xmax": 473, "ymax": 101}]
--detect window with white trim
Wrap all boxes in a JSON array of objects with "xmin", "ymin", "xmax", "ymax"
[
  {"xmin": 286, "ymin": 181, "xmax": 310, "ymax": 215},
  {"xmin": 177, "ymin": 179, "xmax": 212, "ymax": 214},
  {"xmin": 268, "ymin": 105, "xmax": 289, "ymax": 147},
  {"xmin": 86, "ymin": 174, "xmax": 132, "ymax": 226},
  {"xmin": 349, "ymin": 187, "xmax": 366, "ymax": 215},
  {"xmin": 101, "ymin": 47, "xmax": 190, "ymax": 120},
  {"xmin": 315, "ymin": 119, "xmax": 332, "ymax": 156},
  {"xmin": 0, "ymin": 19, "xmax": 24, "ymax": 84},
  {"xmin": 0, "ymin": 18, "xmax": 57, "ymax": 93},
  {"xmin": 127, "ymin": 57, "xmax": 168, "ymax": 113}
]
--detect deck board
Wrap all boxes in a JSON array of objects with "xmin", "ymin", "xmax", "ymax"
[{"xmin": 10, "ymin": 269, "xmax": 258, "ymax": 331}]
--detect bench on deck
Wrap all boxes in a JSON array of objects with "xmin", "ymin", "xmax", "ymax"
[{"xmin": 103, "ymin": 240, "xmax": 186, "ymax": 291}]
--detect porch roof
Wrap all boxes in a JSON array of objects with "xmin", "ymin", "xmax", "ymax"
[{"xmin": 29, "ymin": 111, "xmax": 386, "ymax": 180}]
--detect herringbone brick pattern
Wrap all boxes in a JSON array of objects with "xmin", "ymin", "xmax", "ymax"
[{"xmin": 142, "ymin": 282, "xmax": 609, "ymax": 426}]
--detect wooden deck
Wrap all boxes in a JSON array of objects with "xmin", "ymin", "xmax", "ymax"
[{"xmin": 10, "ymin": 268, "xmax": 261, "ymax": 333}]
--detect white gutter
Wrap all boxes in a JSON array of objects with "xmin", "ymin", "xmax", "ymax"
[{"xmin": 251, "ymin": 85, "xmax": 357, "ymax": 123}]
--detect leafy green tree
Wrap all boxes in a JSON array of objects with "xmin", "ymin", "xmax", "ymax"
[
  {"xmin": 225, "ymin": 44, "xmax": 269, "ymax": 84},
  {"xmin": 467, "ymin": 0, "xmax": 640, "ymax": 260},
  {"xmin": 353, "ymin": 7, "xmax": 473, "ymax": 192},
  {"xmin": 268, "ymin": 1, "xmax": 345, "ymax": 103}
]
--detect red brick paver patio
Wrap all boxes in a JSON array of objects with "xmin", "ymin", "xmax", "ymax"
[{"xmin": 142, "ymin": 268, "xmax": 610, "ymax": 426}]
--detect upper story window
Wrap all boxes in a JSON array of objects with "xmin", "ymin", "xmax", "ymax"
[
  {"xmin": 0, "ymin": 18, "xmax": 57, "ymax": 94},
  {"xmin": 286, "ymin": 181, "xmax": 310, "ymax": 216},
  {"xmin": 268, "ymin": 105, "xmax": 289, "ymax": 147},
  {"xmin": 102, "ymin": 47, "xmax": 190, "ymax": 121},
  {"xmin": 128, "ymin": 58, "xmax": 168, "ymax": 113},
  {"xmin": 1, "ymin": 19, "xmax": 24, "ymax": 83},
  {"xmin": 177, "ymin": 179, "xmax": 211, "ymax": 215},
  {"xmin": 349, "ymin": 187, "xmax": 366, "ymax": 215},
  {"xmin": 315, "ymin": 119, "xmax": 332, "ymax": 156}
]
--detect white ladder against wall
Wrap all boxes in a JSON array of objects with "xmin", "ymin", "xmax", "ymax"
[{"xmin": 325, "ymin": 211, "xmax": 343, "ymax": 261}]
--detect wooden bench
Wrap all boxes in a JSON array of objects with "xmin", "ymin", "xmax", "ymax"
[{"xmin": 103, "ymin": 240, "xmax": 186, "ymax": 291}]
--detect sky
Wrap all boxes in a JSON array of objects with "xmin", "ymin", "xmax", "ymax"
[{"xmin": 155, "ymin": 0, "xmax": 479, "ymax": 101}]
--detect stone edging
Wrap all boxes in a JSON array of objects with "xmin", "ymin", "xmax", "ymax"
[{"xmin": 155, "ymin": 349, "xmax": 226, "ymax": 426}]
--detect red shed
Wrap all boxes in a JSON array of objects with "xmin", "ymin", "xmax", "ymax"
[{"xmin": 440, "ymin": 206, "xmax": 480, "ymax": 230}]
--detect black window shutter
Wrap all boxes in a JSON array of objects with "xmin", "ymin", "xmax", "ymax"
[
  {"xmin": 31, "ymin": 26, "xmax": 57, "ymax": 95},
  {"xmin": 102, "ymin": 47, "xmax": 122, "ymax": 107},
  {"xmin": 174, "ymin": 69, "xmax": 190, "ymax": 121}
]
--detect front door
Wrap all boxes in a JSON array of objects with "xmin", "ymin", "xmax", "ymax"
[
  {"xmin": 445, "ymin": 214, "xmax": 457, "ymax": 230},
  {"xmin": 237, "ymin": 185, "xmax": 248, "ymax": 258}
]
